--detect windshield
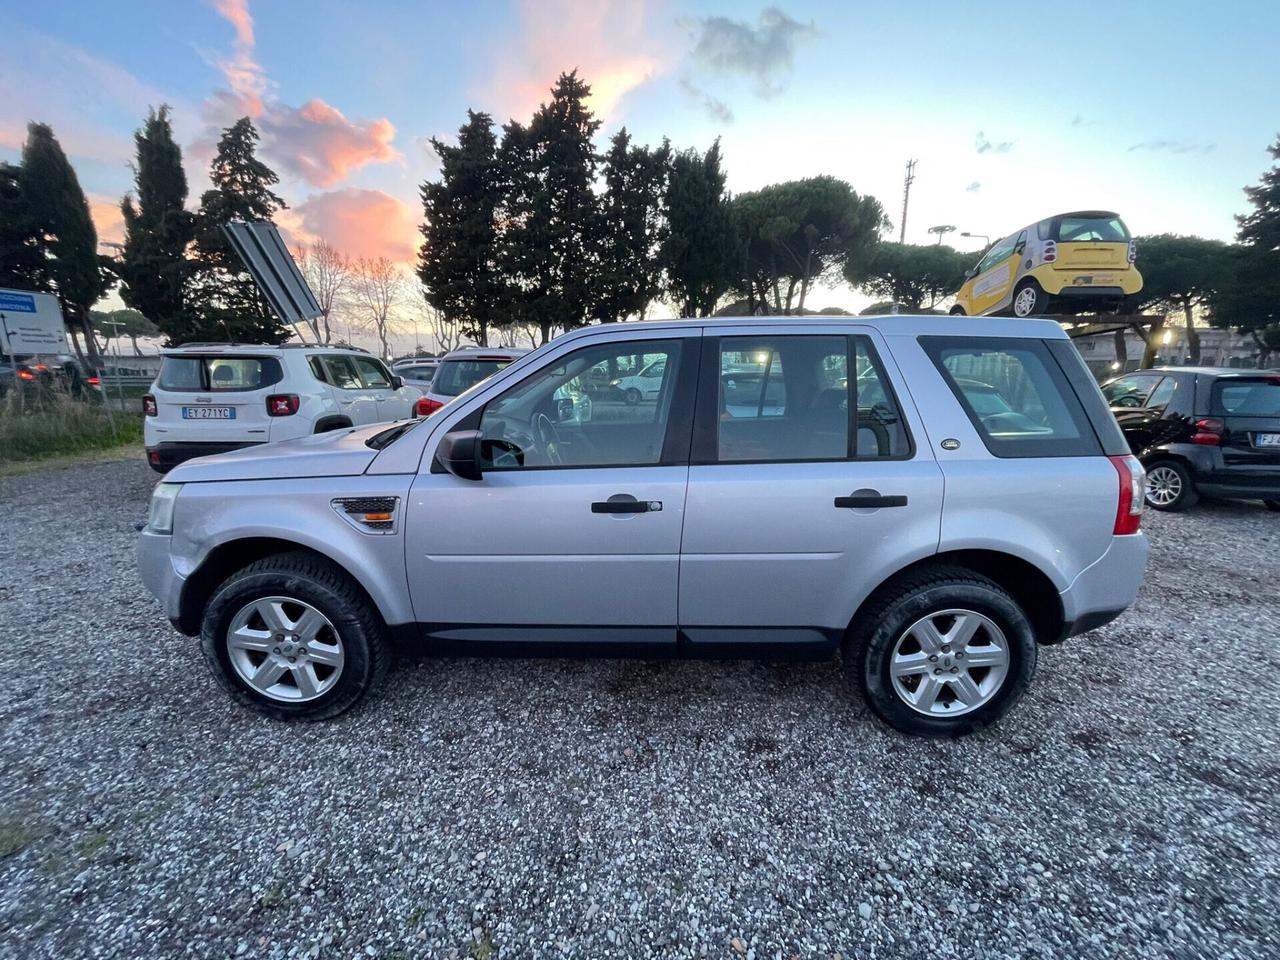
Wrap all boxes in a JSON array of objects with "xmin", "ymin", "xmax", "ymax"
[
  {"xmin": 432, "ymin": 358, "xmax": 513, "ymax": 396},
  {"xmin": 1052, "ymin": 215, "xmax": 1129, "ymax": 242}
]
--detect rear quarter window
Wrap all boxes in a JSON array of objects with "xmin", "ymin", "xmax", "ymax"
[{"xmin": 921, "ymin": 337, "xmax": 1102, "ymax": 458}]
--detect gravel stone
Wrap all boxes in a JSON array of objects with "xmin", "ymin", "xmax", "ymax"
[{"xmin": 1, "ymin": 458, "xmax": 1278, "ymax": 959}]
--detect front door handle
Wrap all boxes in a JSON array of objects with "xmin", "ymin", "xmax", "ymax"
[
  {"xmin": 834, "ymin": 493, "xmax": 908, "ymax": 509},
  {"xmin": 592, "ymin": 498, "xmax": 662, "ymax": 514}
]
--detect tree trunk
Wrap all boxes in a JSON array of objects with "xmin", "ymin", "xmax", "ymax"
[
  {"xmin": 797, "ymin": 251, "xmax": 813, "ymax": 313},
  {"xmin": 539, "ymin": 320, "xmax": 550, "ymax": 345},
  {"xmin": 783, "ymin": 277, "xmax": 796, "ymax": 315},
  {"xmin": 1139, "ymin": 318, "xmax": 1163, "ymax": 370},
  {"xmin": 1113, "ymin": 328, "xmax": 1128, "ymax": 370},
  {"xmin": 1182, "ymin": 301, "xmax": 1200, "ymax": 365},
  {"xmin": 129, "ymin": 334, "xmax": 141, "ymax": 356},
  {"xmin": 478, "ymin": 317, "xmax": 488, "ymax": 347}
]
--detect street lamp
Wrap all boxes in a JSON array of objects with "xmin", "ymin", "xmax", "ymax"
[
  {"xmin": 961, "ymin": 231, "xmax": 990, "ymax": 245},
  {"xmin": 928, "ymin": 224, "xmax": 956, "ymax": 245}
]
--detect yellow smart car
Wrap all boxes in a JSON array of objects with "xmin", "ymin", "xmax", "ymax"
[{"xmin": 951, "ymin": 211, "xmax": 1143, "ymax": 317}]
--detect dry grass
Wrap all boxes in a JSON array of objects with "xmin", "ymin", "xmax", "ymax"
[{"xmin": 0, "ymin": 386, "xmax": 144, "ymax": 466}]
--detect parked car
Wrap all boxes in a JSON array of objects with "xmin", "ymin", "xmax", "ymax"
[
  {"xmin": 951, "ymin": 211, "xmax": 1144, "ymax": 318},
  {"xmin": 1101, "ymin": 366, "xmax": 1280, "ymax": 511},
  {"xmin": 413, "ymin": 346, "xmax": 528, "ymax": 417},
  {"xmin": 138, "ymin": 315, "xmax": 1148, "ymax": 736},
  {"xmin": 0, "ymin": 353, "xmax": 99, "ymax": 400},
  {"xmin": 143, "ymin": 343, "xmax": 419, "ymax": 472},
  {"xmin": 391, "ymin": 358, "xmax": 439, "ymax": 391}
]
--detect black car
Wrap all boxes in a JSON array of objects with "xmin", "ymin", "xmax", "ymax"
[{"xmin": 1101, "ymin": 367, "xmax": 1280, "ymax": 511}]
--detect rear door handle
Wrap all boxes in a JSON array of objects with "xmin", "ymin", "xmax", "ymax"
[
  {"xmin": 834, "ymin": 493, "xmax": 908, "ymax": 509},
  {"xmin": 592, "ymin": 499, "xmax": 662, "ymax": 514}
]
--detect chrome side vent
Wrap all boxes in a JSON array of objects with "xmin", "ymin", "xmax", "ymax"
[{"xmin": 332, "ymin": 497, "xmax": 399, "ymax": 534}]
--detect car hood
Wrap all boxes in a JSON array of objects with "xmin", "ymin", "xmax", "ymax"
[{"xmin": 166, "ymin": 423, "xmax": 390, "ymax": 482}]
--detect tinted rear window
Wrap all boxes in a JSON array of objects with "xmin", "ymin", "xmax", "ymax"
[
  {"xmin": 158, "ymin": 356, "xmax": 282, "ymax": 391},
  {"xmin": 433, "ymin": 359, "xmax": 512, "ymax": 397},
  {"xmin": 1052, "ymin": 215, "xmax": 1129, "ymax": 242},
  {"xmin": 1212, "ymin": 379, "xmax": 1280, "ymax": 417},
  {"xmin": 921, "ymin": 337, "xmax": 1101, "ymax": 458}
]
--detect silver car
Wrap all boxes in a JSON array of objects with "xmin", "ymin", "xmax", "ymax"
[{"xmin": 137, "ymin": 316, "xmax": 1148, "ymax": 736}]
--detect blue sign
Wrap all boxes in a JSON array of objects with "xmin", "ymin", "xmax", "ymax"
[{"xmin": 0, "ymin": 292, "xmax": 37, "ymax": 313}]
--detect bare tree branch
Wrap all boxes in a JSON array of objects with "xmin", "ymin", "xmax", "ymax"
[
  {"xmin": 296, "ymin": 241, "xmax": 352, "ymax": 344},
  {"xmin": 352, "ymin": 257, "xmax": 404, "ymax": 360}
]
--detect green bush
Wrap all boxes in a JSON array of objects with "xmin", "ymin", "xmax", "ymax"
[{"xmin": 0, "ymin": 388, "xmax": 143, "ymax": 463}]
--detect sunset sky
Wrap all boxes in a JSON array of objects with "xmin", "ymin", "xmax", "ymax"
[{"xmin": 2, "ymin": 0, "xmax": 1278, "ymax": 322}]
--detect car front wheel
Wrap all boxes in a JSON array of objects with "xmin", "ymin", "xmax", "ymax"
[
  {"xmin": 200, "ymin": 552, "xmax": 390, "ymax": 720},
  {"xmin": 1144, "ymin": 460, "xmax": 1198, "ymax": 511},
  {"xmin": 847, "ymin": 567, "xmax": 1037, "ymax": 737}
]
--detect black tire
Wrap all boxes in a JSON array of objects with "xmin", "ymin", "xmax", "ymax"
[
  {"xmin": 1263, "ymin": 499, "xmax": 1280, "ymax": 512},
  {"xmin": 200, "ymin": 551, "xmax": 391, "ymax": 720},
  {"xmin": 845, "ymin": 566, "xmax": 1037, "ymax": 737},
  {"xmin": 624, "ymin": 387, "xmax": 641, "ymax": 406},
  {"xmin": 1010, "ymin": 279, "xmax": 1049, "ymax": 317},
  {"xmin": 949, "ymin": 305, "xmax": 967, "ymax": 316},
  {"xmin": 1143, "ymin": 459, "xmax": 1199, "ymax": 511}
]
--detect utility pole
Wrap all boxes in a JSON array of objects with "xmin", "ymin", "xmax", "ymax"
[{"xmin": 899, "ymin": 159, "xmax": 917, "ymax": 244}]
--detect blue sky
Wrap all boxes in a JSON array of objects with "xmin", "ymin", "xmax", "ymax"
[{"xmin": 2, "ymin": 0, "xmax": 1277, "ymax": 314}]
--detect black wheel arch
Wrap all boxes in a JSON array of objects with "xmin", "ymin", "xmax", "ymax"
[
  {"xmin": 847, "ymin": 549, "xmax": 1065, "ymax": 648},
  {"xmin": 313, "ymin": 415, "xmax": 353, "ymax": 434},
  {"xmin": 175, "ymin": 537, "xmax": 384, "ymax": 636}
]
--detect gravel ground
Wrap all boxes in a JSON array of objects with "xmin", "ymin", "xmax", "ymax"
[{"xmin": 1, "ymin": 458, "xmax": 1277, "ymax": 960}]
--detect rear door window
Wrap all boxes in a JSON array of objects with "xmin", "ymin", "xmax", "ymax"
[
  {"xmin": 322, "ymin": 355, "xmax": 362, "ymax": 390},
  {"xmin": 921, "ymin": 337, "xmax": 1101, "ymax": 458},
  {"xmin": 157, "ymin": 356, "xmax": 282, "ymax": 391}
]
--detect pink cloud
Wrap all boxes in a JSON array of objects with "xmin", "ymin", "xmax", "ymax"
[
  {"xmin": 89, "ymin": 195, "xmax": 125, "ymax": 247},
  {"xmin": 481, "ymin": 0, "xmax": 672, "ymax": 122},
  {"xmin": 203, "ymin": 0, "xmax": 399, "ymax": 187},
  {"xmin": 284, "ymin": 188, "xmax": 419, "ymax": 265}
]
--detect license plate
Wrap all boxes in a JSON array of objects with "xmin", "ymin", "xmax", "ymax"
[
  {"xmin": 1255, "ymin": 433, "xmax": 1280, "ymax": 447},
  {"xmin": 182, "ymin": 406, "xmax": 235, "ymax": 419}
]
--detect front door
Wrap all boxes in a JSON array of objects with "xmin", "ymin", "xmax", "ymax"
[
  {"xmin": 969, "ymin": 234, "xmax": 1020, "ymax": 315},
  {"xmin": 404, "ymin": 332, "xmax": 699, "ymax": 643},
  {"xmin": 678, "ymin": 327, "xmax": 944, "ymax": 646}
]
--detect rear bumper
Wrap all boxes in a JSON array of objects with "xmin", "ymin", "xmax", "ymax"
[
  {"xmin": 1058, "ymin": 533, "xmax": 1149, "ymax": 640},
  {"xmin": 145, "ymin": 441, "xmax": 263, "ymax": 472},
  {"xmin": 1054, "ymin": 285, "xmax": 1125, "ymax": 299}
]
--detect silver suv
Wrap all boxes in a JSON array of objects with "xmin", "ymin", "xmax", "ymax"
[{"xmin": 137, "ymin": 316, "xmax": 1148, "ymax": 736}]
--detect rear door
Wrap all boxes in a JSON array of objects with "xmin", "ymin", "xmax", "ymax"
[
  {"xmin": 150, "ymin": 353, "xmax": 281, "ymax": 444},
  {"xmin": 1207, "ymin": 375, "xmax": 1280, "ymax": 479},
  {"xmin": 321, "ymin": 354, "xmax": 379, "ymax": 425},
  {"xmin": 678, "ymin": 325, "xmax": 943, "ymax": 646}
]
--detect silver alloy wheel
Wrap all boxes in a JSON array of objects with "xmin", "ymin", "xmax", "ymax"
[
  {"xmin": 888, "ymin": 608, "xmax": 1010, "ymax": 717},
  {"xmin": 226, "ymin": 596, "xmax": 344, "ymax": 703},
  {"xmin": 1145, "ymin": 465, "xmax": 1183, "ymax": 507},
  {"xmin": 1013, "ymin": 286, "xmax": 1038, "ymax": 317}
]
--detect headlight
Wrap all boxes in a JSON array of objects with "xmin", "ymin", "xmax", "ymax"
[{"xmin": 147, "ymin": 483, "xmax": 181, "ymax": 534}]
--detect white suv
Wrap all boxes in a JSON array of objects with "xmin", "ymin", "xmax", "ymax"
[{"xmin": 144, "ymin": 344, "xmax": 421, "ymax": 472}]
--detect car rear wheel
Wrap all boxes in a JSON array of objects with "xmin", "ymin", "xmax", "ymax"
[
  {"xmin": 846, "ymin": 567, "xmax": 1037, "ymax": 737},
  {"xmin": 1011, "ymin": 280, "xmax": 1048, "ymax": 317},
  {"xmin": 1144, "ymin": 460, "xmax": 1198, "ymax": 511},
  {"xmin": 200, "ymin": 552, "xmax": 390, "ymax": 720}
]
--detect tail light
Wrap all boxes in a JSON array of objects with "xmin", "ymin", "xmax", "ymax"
[
  {"xmin": 415, "ymin": 395, "xmax": 444, "ymax": 417},
  {"xmin": 34, "ymin": 363, "xmax": 48, "ymax": 372},
  {"xmin": 143, "ymin": 394, "xmax": 158, "ymax": 417},
  {"xmin": 17, "ymin": 368, "xmax": 35, "ymax": 381},
  {"xmin": 1191, "ymin": 418, "xmax": 1223, "ymax": 446},
  {"xmin": 86, "ymin": 376, "xmax": 101, "ymax": 386},
  {"xmin": 147, "ymin": 450, "xmax": 161, "ymax": 466},
  {"xmin": 1042, "ymin": 240, "xmax": 1057, "ymax": 263},
  {"xmin": 1108, "ymin": 454, "xmax": 1145, "ymax": 535},
  {"xmin": 1127, "ymin": 240, "xmax": 1138, "ymax": 263},
  {"xmin": 266, "ymin": 394, "xmax": 300, "ymax": 416}
]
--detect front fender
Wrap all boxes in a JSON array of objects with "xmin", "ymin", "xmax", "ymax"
[{"xmin": 171, "ymin": 474, "xmax": 417, "ymax": 626}]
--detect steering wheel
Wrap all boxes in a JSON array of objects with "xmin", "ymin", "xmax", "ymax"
[
  {"xmin": 532, "ymin": 412, "xmax": 563, "ymax": 466},
  {"xmin": 1114, "ymin": 395, "xmax": 1143, "ymax": 408}
]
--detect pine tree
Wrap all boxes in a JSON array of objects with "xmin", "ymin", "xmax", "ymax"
[
  {"xmin": 1216, "ymin": 135, "xmax": 1280, "ymax": 365},
  {"xmin": 419, "ymin": 110, "xmax": 504, "ymax": 347},
  {"xmin": 118, "ymin": 106, "xmax": 196, "ymax": 344},
  {"xmin": 189, "ymin": 117, "xmax": 289, "ymax": 344},
  {"xmin": 595, "ymin": 130, "xmax": 671, "ymax": 323},
  {"xmin": 662, "ymin": 140, "xmax": 741, "ymax": 317},
  {"xmin": 498, "ymin": 71, "xmax": 601, "ymax": 344},
  {"xmin": 0, "ymin": 161, "xmax": 47, "ymax": 292},
  {"xmin": 20, "ymin": 123, "xmax": 109, "ymax": 364}
]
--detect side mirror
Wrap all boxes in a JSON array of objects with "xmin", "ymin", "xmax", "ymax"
[
  {"xmin": 1013, "ymin": 242, "xmax": 1025, "ymax": 256},
  {"xmin": 435, "ymin": 429, "xmax": 484, "ymax": 481},
  {"xmin": 389, "ymin": 374, "xmax": 404, "ymax": 389},
  {"xmin": 964, "ymin": 267, "xmax": 978, "ymax": 280}
]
